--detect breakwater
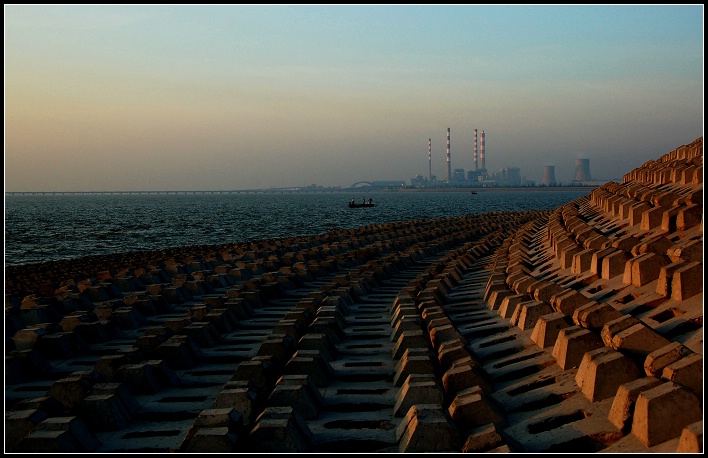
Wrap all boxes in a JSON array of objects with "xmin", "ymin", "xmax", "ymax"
[{"xmin": 4, "ymin": 137, "xmax": 703, "ymax": 453}]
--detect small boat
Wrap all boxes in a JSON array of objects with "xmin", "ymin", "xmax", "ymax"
[
  {"xmin": 470, "ymin": 191, "xmax": 477, "ymax": 194},
  {"xmin": 349, "ymin": 202, "xmax": 375, "ymax": 208}
]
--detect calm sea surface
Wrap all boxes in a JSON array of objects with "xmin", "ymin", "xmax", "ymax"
[{"xmin": 4, "ymin": 189, "xmax": 590, "ymax": 267}]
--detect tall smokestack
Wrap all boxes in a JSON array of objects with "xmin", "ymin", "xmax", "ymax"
[
  {"xmin": 473, "ymin": 128, "xmax": 478, "ymax": 171},
  {"xmin": 446, "ymin": 128, "xmax": 451, "ymax": 182},
  {"xmin": 543, "ymin": 165, "xmax": 556, "ymax": 186},
  {"xmin": 480, "ymin": 130, "xmax": 486, "ymax": 170},
  {"xmin": 428, "ymin": 138, "xmax": 432, "ymax": 181}
]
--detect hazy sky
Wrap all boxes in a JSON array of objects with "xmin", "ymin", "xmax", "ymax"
[{"xmin": 4, "ymin": 5, "xmax": 704, "ymax": 191}]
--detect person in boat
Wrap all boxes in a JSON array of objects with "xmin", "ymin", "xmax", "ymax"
[
  {"xmin": 351, "ymin": 198, "xmax": 356, "ymax": 205},
  {"xmin": 368, "ymin": 198, "xmax": 373, "ymax": 205},
  {"xmin": 362, "ymin": 197, "xmax": 366, "ymax": 205}
]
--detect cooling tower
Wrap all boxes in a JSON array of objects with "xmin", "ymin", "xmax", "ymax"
[
  {"xmin": 574, "ymin": 158, "xmax": 591, "ymax": 181},
  {"xmin": 543, "ymin": 165, "xmax": 556, "ymax": 186}
]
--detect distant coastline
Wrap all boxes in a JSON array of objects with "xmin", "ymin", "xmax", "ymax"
[
  {"xmin": 396, "ymin": 185, "xmax": 602, "ymax": 193},
  {"xmin": 4, "ymin": 185, "xmax": 603, "ymax": 196}
]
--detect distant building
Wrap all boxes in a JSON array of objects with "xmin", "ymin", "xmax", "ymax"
[
  {"xmin": 411, "ymin": 175, "xmax": 428, "ymax": 188},
  {"xmin": 452, "ymin": 168, "xmax": 466, "ymax": 182},
  {"xmin": 492, "ymin": 167, "xmax": 521, "ymax": 187}
]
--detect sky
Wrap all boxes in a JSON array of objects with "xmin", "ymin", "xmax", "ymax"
[{"xmin": 4, "ymin": 5, "xmax": 704, "ymax": 191}]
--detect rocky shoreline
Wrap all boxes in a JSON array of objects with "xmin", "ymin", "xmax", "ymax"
[{"xmin": 5, "ymin": 137, "xmax": 703, "ymax": 453}]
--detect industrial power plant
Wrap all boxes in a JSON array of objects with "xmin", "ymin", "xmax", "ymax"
[{"xmin": 411, "ymin": 127, "xmax": 602, "ymax": 189}]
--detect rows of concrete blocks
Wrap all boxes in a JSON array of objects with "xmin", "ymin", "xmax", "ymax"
[
  {"xmin": 3, "ymin": 221, "xmax": 444, "ymax": 297},
  {"xmin": 177, "ymin": 226, "xmax": 524, "ymax": 452},
  {"xmin": 6, "ymin": 210, "xmax": 543, "ymax": 372},
  {"xmin": 481, "ymin": 201, "xmax": 702, "ymax": 448},
  {"xmin": 4, "ymin": 231, "xmax": 452, "ymax": 452},
  {"xmin": 543, "ymin": 164, "xmax": 702, "ymax": 327},
  {"xmin": 6, "ymin": 222, "xmax": 456, "ymax": 370},
  {"xmin": 3, "ymin": 218, "xmax": 449, "ymax": 302},
  {"xmin": 622, "ymin": 137, "xmax": 702, "ymax": 188},
  {"xmin": 213, "ymin": 220, "xmax": 541, "ymax": 452},
  {"xmin": 5, "ymin": 216, "xmax": 481, "ymax": 381},
  {"xmin": 389, "ymin": 232, "xmax": 516, "ymax": 453},
  {"xmin": 6, "ymin": 210, "xmax": 545, "ymax": 453},
  {"xmin": 545, "ymin": 196, "xmax": 701, "ymax": 299}
]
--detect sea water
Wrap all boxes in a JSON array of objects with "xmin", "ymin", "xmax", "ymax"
[{"xmin": 4, "ymin": 189, "xmax": 590, "ymax": 267}]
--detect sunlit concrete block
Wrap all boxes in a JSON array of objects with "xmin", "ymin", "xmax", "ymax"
[
  {"xmin": 483, "ymin": 280, "xmax": 507, "ymax": 303},
  {"xmin": 575, "ymin": 347, "xmax": 642, "ymax": 402},
  {"xmin": 516, "ymin": 300, "xmax": 554, "ymax": 331},
  {"xmin": 631, "ymin": 235, "xmax": 673, "ymax": 257},
  {"xmin": 671, "ymin": 261, "xmax": 702, "ymax": 301},
  {"xmin": 602, "ymin": 250, "xmax": 630, "ymax": 279},
  {"xmin": 627, "ymin": 253, "xmax": 670, "ymax": 287},
  {"xmin": 608, "ymin": 376, "xmax": 663, "ymax": 432},
  {"xmin": 640, "ymin": 206, "xmax": 666, "ymax": 231},
  {"xmin": 572, "ymin": 302, "xmax": 624, "ymax": 332},
  {"xmin": 666, "ymin": 239, "xmax": 703, "ymax": 263},
  {"xmin": 609, "ymin": 323, "xmax": 671, "ymax": 361},
  {"xmin": 631, "ymin": 381, "xmax": 703, "ymax": 447},
  {"xmin": 487, "ymin": 290, "xmax": 515, "ymax": 311},
  {"xmin": 655, "ymin": 260, "xmax": 688, "ymax": 297},
  {"xmin": 550, "ymin": 289, "xmax": 592, "ymax": 317},
  {"xmin": 590, "ymin": 247, "xmax": 618, "ymax": 275},
  {"xmin": 571, "ymin": 249, "xmax": 595, "ymax": 275},
  {"xmin": 628, "ymin": 202, "xmax": 652, "ymax": 226},
  {"xmin": 530, "ymin": 312, "xmax": 572, "ymax": 349},
  {"xmin": 533, "ymin": 282, "xmax": 566, "ymax": 305},
  {"xmin": 600, "ymin": 315, "xmax": 641, "ymax": 347},
  {"xmin": 610, "ymin": 234, "xmax": 641, "ymax": 252},
  {"xmin": 661, "ymin": 353, "xmax": 703, "ymax": 400},
  {"xmin": 643, "ymin": 341, "xmax": 693, "ymax": 377},
  {"xmin": 551, "ymin": 325, "xmax": 604, "ymax": 369},
  {"xmin": 559, "ymin": 245, "xmax": 582, "ymax": 270},
  {"xmin": 497, "ymin": 294, "xmax": 526, "ymax": 319},
  {"xmin": 677, "ymin": 204, "xmax": 702, "ymax": 231},
  {"xmin": 676, "ymin": 421, "xmax": 703, "ymax": 453},
  {"xmin": 584, "ymin": 234, "xmax": 609, "ymax": 251}
]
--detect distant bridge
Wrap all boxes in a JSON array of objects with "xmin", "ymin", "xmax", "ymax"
[
  {"xmin": 4, "ymin": 188, "xmax": 346, "ymax": 196},
  {"xmin": 350, "ymin": 181, "xmax": 374, "ymax": 188},
  {"xmin": 349, "ymin": 180, "xmax": 406, "ymax": 189}
]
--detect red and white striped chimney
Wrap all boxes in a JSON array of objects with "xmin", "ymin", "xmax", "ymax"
[
  {"xmin": 480, "ymin": 130, "xmax": 486, "ymax": 170},
  {"xmin": 428, "ymin": 138, "xmax": 432, "ymax": 181},
  {"xmin": 446, "ymin": 128, "xmax": 451, "ymax": 182},
  {"xmin": 474, "ymin": 128, "xmax": 478, "ymax": 171}
]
